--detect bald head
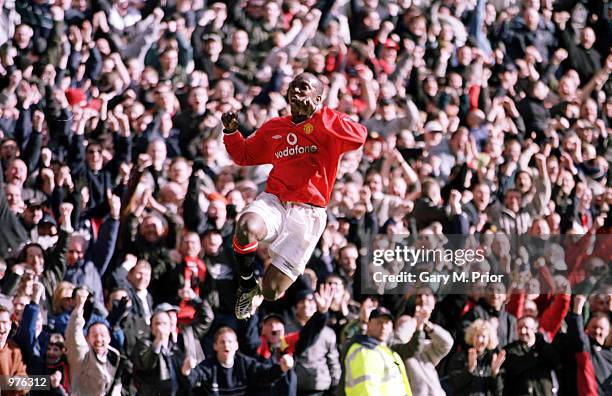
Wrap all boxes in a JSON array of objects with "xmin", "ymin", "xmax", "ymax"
[{"xmin": 293, "ymin": 73, "xmax": 324, "ymax": 96}]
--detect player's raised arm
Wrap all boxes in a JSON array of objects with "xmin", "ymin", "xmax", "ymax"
[
  {"xmin": 331, "ymin": 112, "xmax": 368, "ymax": 153},
  {"xmin": 222, "ymin": 111, "xmax": 272, "ymax": 166}
]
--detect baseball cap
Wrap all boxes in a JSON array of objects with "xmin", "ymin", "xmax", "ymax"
[
  {"xmin": 203, "ymin": 34, "xmax": 222, "ymax": 46},
  {"xmin": 25, "ymin": 196, "xmax": 47, "ymax": 209},
  {"xmin": 424, "ymin": 121, "xmax": 444, "ymax": 134},
  {"xmin": 500, "ymin": 63, "xmax": 517, "ymax": 73},
  {"xmin": 39, "ymin": 213, "xmax": 57, "ymax": 227},
  {"xmin": 262, "ymin": 312, "xmax": 285, "ymax": 325},
  {"xmin": 65, "ymin": 88, "xmax": 87, "ymax": 107},
  {"xmin": 384, "ymin": 38, "xmax": 400, "ymax": 51},
  {"xmin": 295, "ymin": 289, "xmax": 314, "ymax": 304},
  {"xmin": 379, "ymin": 98, "xmax": 395, "ymax": 107},
  {"xmin": 153, "ymin": 303, "xmax": 179, "ymax": 317},
  {"xmin": 207, "ymin": 192, "xmax": 228, "ymax": 204},
  {"xmin": 369, "ymin": 307, "xmax": 394, "ymax": 321}
]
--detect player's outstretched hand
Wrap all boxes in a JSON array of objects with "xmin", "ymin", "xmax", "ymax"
[{"xmin": 221, "ymin": 112, "xmax": 238, "ymax": 133}]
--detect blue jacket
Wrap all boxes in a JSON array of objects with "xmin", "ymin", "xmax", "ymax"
[
  {"xmin": 64, "ymin": 217, "xmax": 119, "ymax": 306},
  {"xmin": 13, "ymin": 303, "xmax": 49, "ymax": 371},
  {"xmin": 13, "ymin": 303, "xmax": 68, "ymax": 395}
]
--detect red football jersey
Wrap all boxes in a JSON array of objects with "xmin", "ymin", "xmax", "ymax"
[{"xmin": 224, "ymin": 107, "xmax": 367, "ymax": 207}]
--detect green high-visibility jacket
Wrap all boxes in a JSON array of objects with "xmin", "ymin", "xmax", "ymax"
[{"xmin": 344, "ymin": 340, "xmax": 412, "ymax": 396}]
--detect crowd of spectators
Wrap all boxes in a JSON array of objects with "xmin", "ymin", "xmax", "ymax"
[{"xmin": 0, "ymin": 0, "xmax": 610, "ymax": 394}]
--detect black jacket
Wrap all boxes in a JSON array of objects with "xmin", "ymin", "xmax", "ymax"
[
  {"xmin": 112, "ymin": 265, "xmax": 154, "ymax": 321},
  {"xmin": 502, "ymin": 335, "xmax": 560, "ymax": 396},
  {"xmin": 132, "ymin": 338, "xmax": 187, "ymax": 396},
  {"xmin": 448, "ymin": 348, "xmax": 504, "ymax": 396},
  {"xmin": 516, "ymin": 97, "xmax": 550, "ymax": 137},
  {"xmin": 557, "ymin": 28, "xmax": 602, "ymax": 85},
  {"xmin": 0, "ymin": 162, "xmax": 28, "ymax": 257},
  {"xmin": 186, "ymin": 353, "xmax": 286, "ymax": 396},
  {"xmin": 68, "ymin": 133, "xmax": 130, "ymax": 218}
]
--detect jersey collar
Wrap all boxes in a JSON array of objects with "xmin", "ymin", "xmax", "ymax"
[{"xmin": 290, "ymin": 107, "xmax": 321, "ymax": 126}]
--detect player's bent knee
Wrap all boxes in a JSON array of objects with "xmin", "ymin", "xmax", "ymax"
[
  {"xmin": 261, "ymin": 287, "xmax": 279, "ymax": 301},
  {"xmin": 236, "ymin": 213, "xmax": 267, "ymax": 241}
]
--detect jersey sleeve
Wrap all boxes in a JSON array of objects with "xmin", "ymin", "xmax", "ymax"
[
  {"xmin": 223, "ymin": 124, "xmax": 273, "ymax": 166},
  {"xmin": 328, "ymin": 110, "xmax": 368, "ymax": 153}
]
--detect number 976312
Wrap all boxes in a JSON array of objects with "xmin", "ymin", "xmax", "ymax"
[{"xmin": 0, "ymin": 376, "xmax": 50, "ymax": 391}]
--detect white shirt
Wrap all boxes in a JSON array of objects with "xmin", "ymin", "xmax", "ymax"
[{"xmin": 136, "ymin": 289, "xmax": 151, "ymax": 325}]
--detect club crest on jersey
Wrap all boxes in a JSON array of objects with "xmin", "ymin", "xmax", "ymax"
[{"xmin": 304, "ymin": 123, "xmax": 314, "ymax": 134}]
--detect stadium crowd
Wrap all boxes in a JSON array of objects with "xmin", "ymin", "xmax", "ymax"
[{"xmin": 0, "ymin": 0, "xmax": 610, "ymax": 394}]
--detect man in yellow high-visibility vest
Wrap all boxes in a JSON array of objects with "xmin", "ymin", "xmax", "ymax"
[{"xmin": 343, "ymin": 307, "xmax": 412, "ymax": 396}]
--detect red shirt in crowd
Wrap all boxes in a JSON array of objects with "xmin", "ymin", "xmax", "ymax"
[{"xmin": 224, "ymin": 107, "xmax": 367, "ymax": 207}]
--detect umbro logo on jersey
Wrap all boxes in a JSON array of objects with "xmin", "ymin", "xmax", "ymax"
[{"xmin": 272, "ymin": 135, "xmax": 282, "ymax": 140}]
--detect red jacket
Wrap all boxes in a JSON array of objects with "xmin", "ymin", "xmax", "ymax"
[
  {"xmin": 178, "ymin": 257, "xmax": 207, "ymax": 325},
  {"xmin": 565, "ymin": 228, "xmax": 612, "ymax": 286},
  {"xmin": 256, "ymin": 332, "xmax": 300, "ymax": 359}
]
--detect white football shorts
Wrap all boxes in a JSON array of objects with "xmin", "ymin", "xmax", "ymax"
[{"xmin": 238, "ymin": 192, "xmax": 327, "ymax": 281}]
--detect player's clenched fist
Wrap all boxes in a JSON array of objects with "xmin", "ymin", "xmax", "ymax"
[{"xmin": 221, "ymin": 112, "xmax": 238, "ymax": 133}]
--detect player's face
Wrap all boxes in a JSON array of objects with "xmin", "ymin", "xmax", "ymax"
[{"xmin": 287, "ymin": 75, "xmax": 321, "ymax": 118}]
